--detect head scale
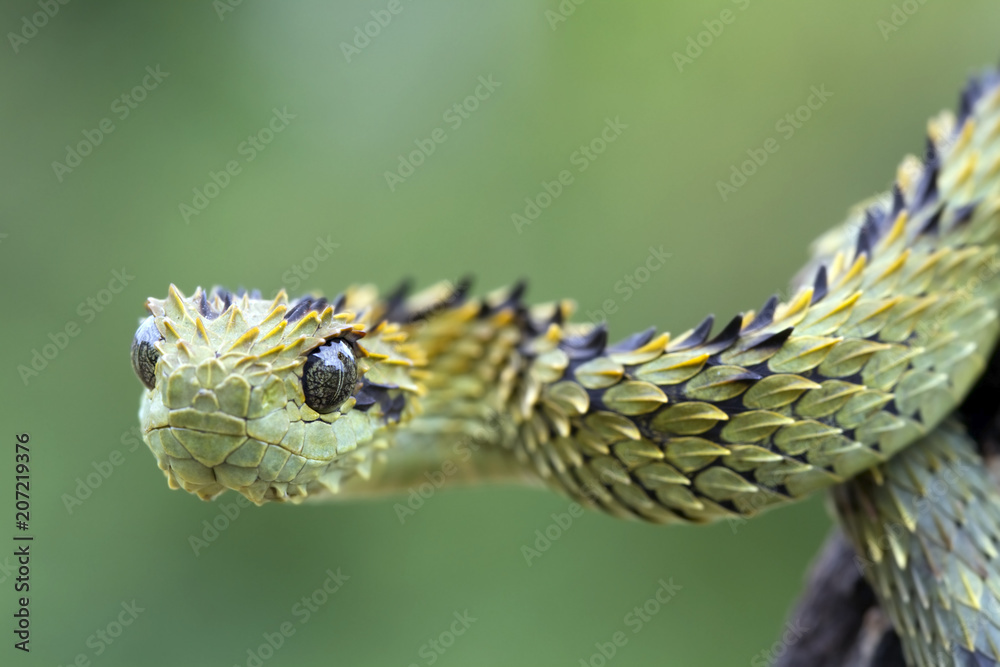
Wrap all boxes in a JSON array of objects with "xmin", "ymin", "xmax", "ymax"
[{"xmin": 131, "ymin": 284, "xmax": 422, "ymax": 504}]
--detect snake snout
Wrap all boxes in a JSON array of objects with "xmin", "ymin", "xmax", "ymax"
[
  {"xmin": 134, "ymin": 285, "xmax": 391, "ymax": 503},
  {"xmin": 140, "ymin": 360, "xmax": 374, "ymax": 503}
]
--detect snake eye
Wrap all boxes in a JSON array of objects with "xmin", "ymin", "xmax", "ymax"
[
  {"xmin": 131, "ymin": 316, "xmax": 163, "ymax": 390},
  {"xmin": 302, "ymin": 339, "xmax": 359, "ymax": 413}
]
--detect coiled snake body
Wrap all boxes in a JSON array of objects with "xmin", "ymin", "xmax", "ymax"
[{"xmin": 133, "ymin": 70, "xmax": 1000, "ymax": 666}]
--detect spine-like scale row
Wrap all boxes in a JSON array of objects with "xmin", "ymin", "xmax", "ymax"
[
  {"xmin": 493, "ymin": 72, "xmax": 1000, "ymax": 524},
  {"xmin": 141, "ymin": 285, "xmax": 420, "ymax": 503}
]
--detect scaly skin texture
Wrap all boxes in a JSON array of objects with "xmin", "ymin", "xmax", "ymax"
[
  {"xmin": 134, "ymin": 70, "xmax": 1000, "ymax": 665},
  {"xmin": 835, "ymin": 421, "xmax": 1000, "ymax": 667}
]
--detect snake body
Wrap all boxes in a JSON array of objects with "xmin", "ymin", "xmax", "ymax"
[{"xmin": 133, "ymin": 70, "xmax": 1000, "ymax": 665}]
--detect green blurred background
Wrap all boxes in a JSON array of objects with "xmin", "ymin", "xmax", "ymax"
[{"xmin": 3, "ymin": 1, "xmax": 1000, "ymax": 665}]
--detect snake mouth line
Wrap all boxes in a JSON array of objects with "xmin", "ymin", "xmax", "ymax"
[
  {"xmin": 144, "ymin": 422, "xmax": 373, "ymax": 504},
  {"xmin": 125, "ymin": 62, "xmax": 1000, "ymax": 665}
]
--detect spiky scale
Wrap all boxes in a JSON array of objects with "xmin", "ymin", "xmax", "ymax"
[
  {"xmin": 573, "ymin": 357, "xmax": 625, "ymax": 389},
  {"xmin": 132, "ymin": 68, "xmax": 1000, "ymax": 665},
  {"xmin": 634, "ymin": 350, "xmax": 709, "ymax": 385},
  {"xmin": 767, "ymin": 336, "xmax": 842, "ymax": 374},
  {"xmin": 650, "ymin": 402, "xmax": 729, "ymax": 435},
  {"xmin": 682, "ymin": 365, "xmax": 760, "ymax": 402},
  {"xmin": 601, "ymin": 381, "xmax": 668, "ymax": 415},
  {"xmin": 720, "ymin": 411, "xmax": 794, "ymax": 444},
  {"xmin": 742, "ymin": 374, "xmax": 821, "ymax": 410}
]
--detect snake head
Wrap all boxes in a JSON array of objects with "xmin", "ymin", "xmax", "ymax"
[{"xmin": 130, "ymin": 284, "xmax": 423, "ymax": 503}]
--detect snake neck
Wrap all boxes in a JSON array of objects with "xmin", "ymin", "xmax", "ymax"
[
  {"xmin": 334, "ymin": 293, "xmax": 539, "ymax": 498},
  {"xmin": 338, "ymin": 72, "xmax": 1000, "ymax": 526}
]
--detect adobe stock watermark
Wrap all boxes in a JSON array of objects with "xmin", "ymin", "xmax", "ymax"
[
  {"xmin": 725, "ymin": 374, "xmax": 990, "ymax": 535},
  {"xmin": 213, "ymin": 0, "xmax": 246, "ymax": 21},
  {"xmin": 280, "ymin": 235, "xmax": 340, "ymax": 292},
  {"xmin": 521, "ymin": 468, "xmax": 621, "ymax": 566},
  {"xmin": 725, "ymin": 461, "xmax": 831, "ymax": 534},
  {"xmin": 876, "ymin": 0, "xmax": 930, "ymax": 41},
  {"xmin": 511, "ymin": 116, "xmax": 627, "ymax": 233},
  {"xmin": 0, "ymin": 556, "xmax": 18, "ymax": 586},
  {"xmin": 188, "ymin": 493, "xmax": 255, "ymax": 556},
  {"xmin": 911, "ymin": 252, "xmax": 1000, "ymax": 348},
  {"xmin": 585, "ymin": 245, "xmax": 671, "ymax": 326},
  {"xmin": 521, "ymin": 502, "xmax": 587, "ymax": 567},
  {"xmin": 852, "ymin": 458, "xmax": 979, "ymax": 577},
  {"xmin": 384, "ymin": 75, "xmax": 502, "ymax": 192},
  {"xmin": 544, "ymin": 0, "xmax": 589, "ymax": 31},
  {"xmin": 716, "ymin": 84, "xmax": 834, "ymax": 202},
  {"xmin": 178, "ymin": 106, "xmax": 296, "ymax": 224},
  {"xmin": 578, "ymin": 578, "xmax": 682, "ymax": 667},
  {"xmin": 8, "ymin": 0, "xmax": 73, "ymax": 54},
  {"xmin": 232, "ymin": 568, "xmax": 349, "ymax": 667},
  {"xmin": 17, "ymin": 268, "xmax": 135, "ymax": 386},
  {"xmin": 51, "ymin": 65, "xmax": 170, "ymax": 182},
  {"xmin": 406, "ymin": 611, "xmax": 477, "ymax": 667},
  {"xmin": 340, "ymin": 0, "xmax": 416, "ymax": 62},
  {"xmin": 61, "ymin": 425, "xmax": 145, "ymax": 514},
  {"xmin": 394, "ymin": 410, "xmax": 508, "ymax": 524},
  {"xmin": 750, "ymin": 618, "xmax": 811, "ymax": 666},
  {"xmin": 726, "ymin": 488, "xmax": 778, "ymax": 535},
  {"xmin": 673, "ymin": 0, "xmax": 753, "ymax": 73},
  {"xmin": 58, "ymin": 600, "xmax": 145, "ymax": 667}
]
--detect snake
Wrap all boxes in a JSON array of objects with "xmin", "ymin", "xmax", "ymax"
[{"xmin": 132, "ymin": 69, "xmax": 1000, "ymax": 666}]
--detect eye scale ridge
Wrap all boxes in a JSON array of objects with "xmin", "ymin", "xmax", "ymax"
[{"xmin": 131, "ymin": 68, "xmax": 1000, "ymax": 666}]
